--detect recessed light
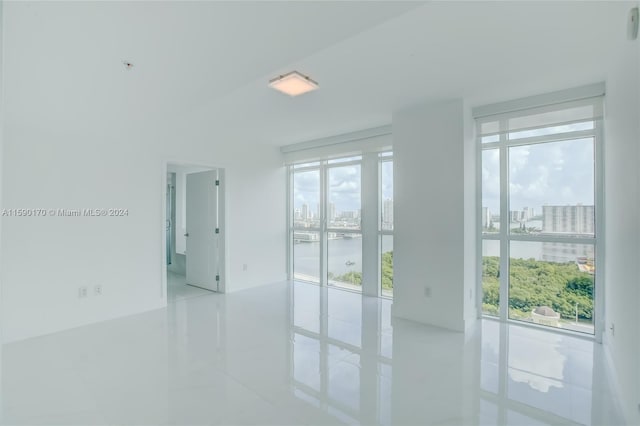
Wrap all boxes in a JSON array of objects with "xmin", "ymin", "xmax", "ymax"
[{"xmin": 268, "ymin": 71, "xmax": 318, "ymax": 97}]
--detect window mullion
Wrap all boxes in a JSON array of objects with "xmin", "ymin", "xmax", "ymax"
[
  {"xmin": 287, "ymin": 166, "xmax": 293, "ymax": 279},
  {"xmin": 499, "ymin": 119, "xmax": 510, "ymax": 322},
  {"xmin": 320, "ymin": 162, "xmax": 328, "ymax": 286},
  {"xmin": 361, "ymin": 153, "xmax": 379, "ymax": 296}
]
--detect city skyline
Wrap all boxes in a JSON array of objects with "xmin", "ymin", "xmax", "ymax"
[
  {"xmin": 483, "ymin": 203, "xmax": 595, "ymax": 238},
  {"xmin": 482, "ymin": 137, "xmax": 595, "ymax": 216},
  {"xmin": 293, "ymin": 159, "xmax": 394, "ymax": 212}
]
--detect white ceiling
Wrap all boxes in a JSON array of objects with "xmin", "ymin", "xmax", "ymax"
[{"xmin": 4, "ymin": 1, "xmax": 630, "ymax": 146}]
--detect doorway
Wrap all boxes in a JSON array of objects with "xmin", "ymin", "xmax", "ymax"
[{"xmin": 164, "ymin": 162, "xmax": 225, "ymax": 301}]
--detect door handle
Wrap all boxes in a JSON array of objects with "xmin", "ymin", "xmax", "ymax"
[{"xmin": 184, "ymin": 232, "xmax": 189, "ymax": 237}]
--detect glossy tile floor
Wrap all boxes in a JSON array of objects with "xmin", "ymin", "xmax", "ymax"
[
  {"xmin": 0, "ymin": 281, "xmax": 624, "ymax": 425},
  {"xmin": 167, "ymin": 271, "xmax": 213, "ymax": 302}
]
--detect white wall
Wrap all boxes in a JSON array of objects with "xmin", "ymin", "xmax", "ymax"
[
  {"xmin": 1, "ymin": 122, "xmax": 286, "ymax": 344},
  {"xmin": 637, "ymin": 10, "xmax": 640, "ymax": 418},
  {"xmin": 463, "ymin": 101, "xmax": 477, "ymax": 328},
  {"xmin": 0, "ymin": 0, "xmax": 4, "ymax": 308},
  {"xmin": 602, "ymin": 3, "xmax": 640, "ymax": 423},
  {"xmin": 392, "ymin": 99, "xmax": 476, "ymax": 332},
  {"xmin": 0, "ymin": 21, "xmax": 287, "ymax": 344},
  {"xmin": 1, "ymin": 118, "xmax": 286, "ymax": 344},
  {"xmin": 0, "ymin": 0, "xmax": 4, "ymax": 410}
]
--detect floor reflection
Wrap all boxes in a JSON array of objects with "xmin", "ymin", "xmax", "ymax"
[
  {"xmin": 290, "ymin": 281, "xmax": 622, "ymax": 426},
  {"xmin": 292, "ymin": 283, "xmax": 391, "ymax": 425},
  {"xmin": 0, "ymin": 280, "xmax": 623, "ymax": 425},
  {"xmin": 479, "ymin": 319, "xmax": 612, "ymax": 426}
]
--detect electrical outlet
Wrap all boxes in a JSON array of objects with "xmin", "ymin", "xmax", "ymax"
[
  {"xmin": 243, "ymin": 264, "xmax": 248, "ymax": 271},
  {"xmin": 424, "ymin": 286, "xmax": 432, "ymax": 298},
  {"xmin": 94, "ymin": 285, "xmax": 103, "ymax": 296},
  {"xmin": 78, "ymin": 287, "xmax": 88, "ymax": 298}
]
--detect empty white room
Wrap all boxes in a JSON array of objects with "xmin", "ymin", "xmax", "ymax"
[{"xmin": 0, "ymin": 1, "xmax": 639, "ymax": 425}]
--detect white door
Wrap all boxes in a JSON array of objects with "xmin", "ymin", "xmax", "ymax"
[{"xmin": 185, "ymin": 170, "xmax": 219, "ymax": 291}]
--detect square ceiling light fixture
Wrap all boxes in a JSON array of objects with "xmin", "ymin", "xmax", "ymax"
[{"xmin": 268, "ymin": 71, "xmax": 319, "ymax": 97}]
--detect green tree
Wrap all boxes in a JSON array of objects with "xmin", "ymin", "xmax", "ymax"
[
  {"xmin": 382, "ymin": 251, "xmax": 393, "ymax": 290},
  {"xmin": 482, "ymin": 256, "xmax": 500, "ymax": 310},
  {"xmin": 481, "ymin": 256, "xmax": 594, "ymax": 322},
  {"xmin": 334, "ymin": 271, "xmax": 362, "ymax": 286},
  {"xmin": 566, "ymin": 276, "xmax": 593, "ymax": 297}
]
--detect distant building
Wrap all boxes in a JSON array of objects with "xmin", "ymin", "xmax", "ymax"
[
  {"xmin": 328, "ymin": 203, "xmax": 336, "ymax": 221},
  {"xmin": 540, "ymin": 205, "xmax": 595, "ymax": 264},
  {"xmin": 301, "ymin": 204, "xmax": 310, "ymax": 220},
  {"xmin": 508, "ymin": 207, "xmax": 535, "ymax": 224},
  {"xmin": 383, "ymin": 199, "xmax": 394, "ymax": 225},
  {"xmin": 510, "ymin": 210, "xmax": 525, "ymax": 222},
  {"xmin": 482, "ymin": 207, "xmax": 492, "ymax": 228},
  {"xmin": 542, "ymin": 205, "xmax": 594, "ymax": 236}
]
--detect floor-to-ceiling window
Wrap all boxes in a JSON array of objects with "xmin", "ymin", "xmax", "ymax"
[
  {"xmin": 288, "ymin": 144, "xmax": 393, "ymax": 297},
  {"xmin": 477, "ymin": 88, "xmax": 603, "ymax": 335},
  {"xmin": 291, "ymin": 156, "xmax": 364, "ymax": 292}
]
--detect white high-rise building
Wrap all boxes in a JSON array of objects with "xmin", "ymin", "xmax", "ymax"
[
  {"xmin": 510, "ymin": 210, "xmax": 524, "ymax": 222},
  {"xmin": 542, "ymin": 205, "xmax": 595, "ymax": 235},
  {"xmin": 482, "ymin": 207, "xmax": 492, "ymax": 228},
  {"xmin": 301, "ymin": 203, "xmax": 310, "ymax": 220},
  {"xmin": 383, "ymin": 198, "xmax": 394, "ymax": 225},
  {"xmin": 329, "ymin": 202, "xmax": 336, "ymax": 221}
]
